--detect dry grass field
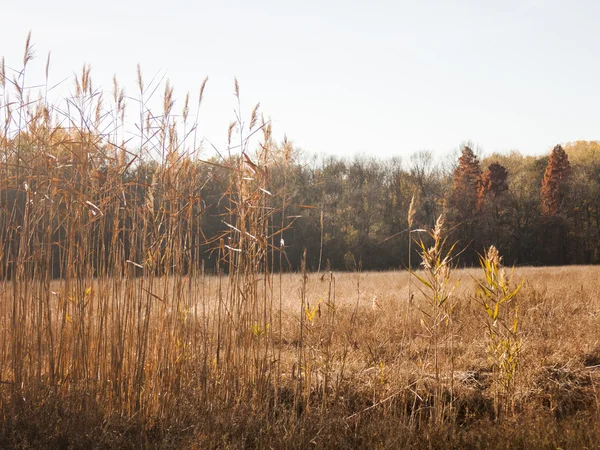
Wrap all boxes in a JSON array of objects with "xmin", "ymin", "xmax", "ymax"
[
  {"xmin": 1, "ymin": 265, "xmax": 599, "ymax": 449},
  {"xmin": 1, "ymin": 37, "xmax": 599, "ymax": 448}
]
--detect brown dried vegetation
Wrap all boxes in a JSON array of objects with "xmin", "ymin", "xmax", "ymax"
[{"xmin": 0, "ymin": 36, "xmax": 599, "ymax": 449}]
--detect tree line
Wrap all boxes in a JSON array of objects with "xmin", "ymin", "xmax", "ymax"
[
  {"xmin": 2, "ymin": 129, "xmax": 599, "ymax": 274},
  {"xmin": 268, "ymin": 140, "xmax": 599, "ymax": 270}
]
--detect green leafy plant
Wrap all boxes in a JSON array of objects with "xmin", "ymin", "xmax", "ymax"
[
  {"xmin": 411, "ymin": 214, "xmax": 459, "ymax": 424},
  {"xmin": 476, "ymin": 245, "xmax": 524, "ymax": 418}
]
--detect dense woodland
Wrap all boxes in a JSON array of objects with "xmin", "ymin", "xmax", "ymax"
[
  {"xmin": 2, "ymin": 127, "xmax": 599, "ymax": 273},
  {"xmin": 242, "ymin": 140, "xmax": 597, "ymax": 269}
]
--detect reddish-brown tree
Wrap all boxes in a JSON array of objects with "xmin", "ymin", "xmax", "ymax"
[
  {"xmin": 448, "ymin": 146, "xmax": 482, "ymax": 262},
  {"xmin": 478, "ymin": 162, "xmax": 508, "ymax": 207},
  {"xmin": 477, "ymin": 162, "xmax": 510, "ymax": 251},
  {"xmin": 541, "ymin": 145, "xmax": 571, "ymax": 216},
  {"xmin": 450, "ymin": 145, "xmax": 482, "ymax": 214}
]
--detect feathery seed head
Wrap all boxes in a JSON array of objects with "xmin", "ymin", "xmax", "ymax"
[
  {"xmin": 433, "ymin": 215, "xmax": 444, "ymax": 241},
  {"xmin": 136, "ymin": 63, "xmax": 144, "ymax": 94},
  {"xmin": 112, "ymin": 75, "xmax": 119, "ymax": 103},
  {"xmin": 163, "ymin": 80, "xmax": 174, "ymax": 117},
  {"xmin": 23, "ymin": 31, "xmax": 34, "ymax": 67},
  {"xmin": 250, "ymin": 103, "xmax": 260, "ymax": 130},
  {"xmin": 486, "ymin": 245, "xmax": 501, "ymax": 268},
  {"xmin": 408, "ymin": 191, "xmax": 416, "ymax": 228},
  {"xmin": 183, "ymin": 92, "xmax": 190, "ymax": 123},
  {"xmin": 198, "ymin": 76, "xmax": 208, "ymax": 106},
  {"xmin": 227, "ymin": 122, "xmax": 236, "ymax": 147},
  {"xmin": 45, "ymin": 52, "xmax": 51, "ymax": 81}
]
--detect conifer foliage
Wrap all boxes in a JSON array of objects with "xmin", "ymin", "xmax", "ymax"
[
  {"xmin": 541, "ymin": 145, "xmax": 571, "ymax": 216},
  {"xmin": 479, "ymin": 162, "xmax": 508, "ymax": 202},
  {"xmin": 450, "ymin": 145, "xmax": 482, "ymax": 214},
  {"xmin": 448, "ymin": 146, "xmax": 482, "ymax": 260}
]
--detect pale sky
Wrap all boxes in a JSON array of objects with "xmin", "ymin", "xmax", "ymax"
[{"xmin": 1, "ymin": 0, "xmax": 599, "ymax": 160}]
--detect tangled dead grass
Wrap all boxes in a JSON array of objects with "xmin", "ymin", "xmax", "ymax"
[{"xmin": 2, "ymin": 266, "xmax": 599, "ymax": 449}]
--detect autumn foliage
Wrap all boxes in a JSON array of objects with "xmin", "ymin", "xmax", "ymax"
[
  {"xmin": 450, "ymin": 145, "xmax": 482, "ymax": 214},
  {"xmin": 541, "ymin": 144, "xmax": 572, "ymax": 216},
  {"xmin": 479, "ymin": 162, "xmax": 508, "ymax": 202},
  {"xmin": 2, "ymin": 36, "xmax": 600, "ymax": 450}
]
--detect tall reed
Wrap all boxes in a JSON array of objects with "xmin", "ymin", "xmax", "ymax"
[
  {"xmin": 411, "ymin": 215, "xmax": 458, "ymax": 424},
  {"xmin": 0, "ymin": 35, "xmax": 293, "ymax": 426},
  {"xmin": 476, "ymin": 245, "xmax": 523, "ymax": 418}
]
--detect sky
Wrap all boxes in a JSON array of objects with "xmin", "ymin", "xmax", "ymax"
[{"xmin": 1, "ymin": 0, "xmax": 599, "ymax": 161}]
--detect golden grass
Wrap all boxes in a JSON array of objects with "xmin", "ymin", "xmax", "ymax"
[
  {"xmin": 1, "ymin": 36, "xmax": 600, "ymax": 449},
  {"xmin": 3, "ymin": 266, "xmax": 600, "ymax": 448}
]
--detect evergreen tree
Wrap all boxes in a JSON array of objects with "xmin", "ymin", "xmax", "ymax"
[
  {"xmin": 448, "ymin": 145, "xmax": 483, "ymax": 262},
  {"xmin": 541, "ymin": 144, "xmax": 571, "ymax": 216},
  {"xmin": 540, "ymin": 144, "xmax": 572, "ymax": 264},
  {"xmin": 478, "ymin": 162, "xmax": 510, "ymax": 252},
  {"xmin": 450, "ymin": 146, "xmax": 482, "ymax": 213},
  {"xmin": 479, "ymin": 162, "xmax": 508, "ymax": 203}
]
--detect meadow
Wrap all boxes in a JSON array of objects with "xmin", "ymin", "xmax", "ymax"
[
  {"xmin": 1, "ymin": 36, "xmax": 599, "ymax": 448},
  {"xmin": 1, "ymin": 265, "xmax": 599, "ymax": 448}
]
